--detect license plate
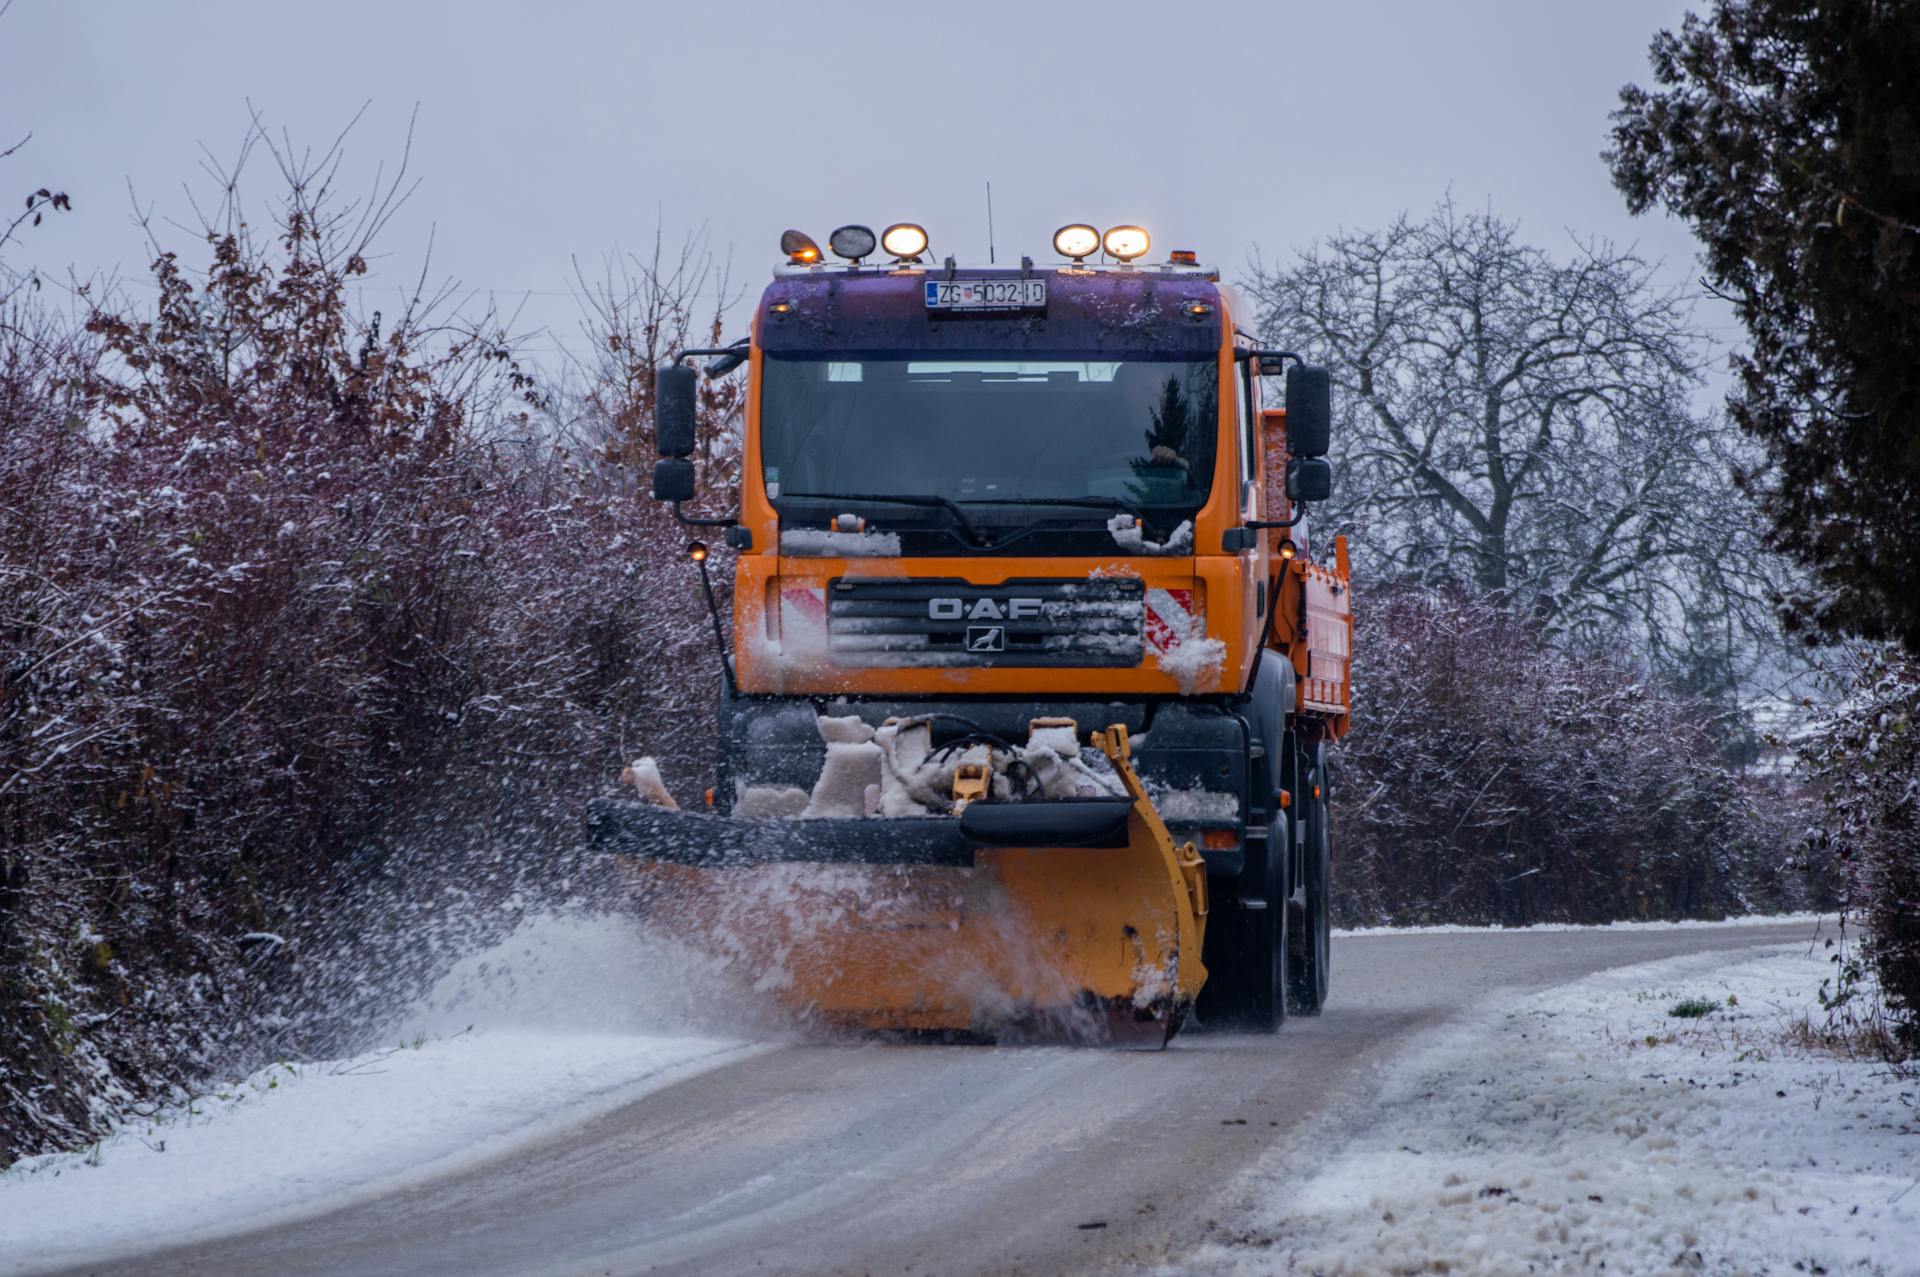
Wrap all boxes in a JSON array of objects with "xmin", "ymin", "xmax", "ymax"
[{"xmin": 925, "ymin": 278, "xmax": 1047, "ymax": 311}]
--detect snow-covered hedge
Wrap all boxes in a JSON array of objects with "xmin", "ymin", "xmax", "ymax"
[
  {"xmin": 1331, "ymin": 588, "xmax": 1820, "ymax": 928},
  {"xmin": 0, "ymin": 201, "xmax": 722, "ymax": 1162}
]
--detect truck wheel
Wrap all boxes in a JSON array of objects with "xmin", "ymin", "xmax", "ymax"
[
  {"xmin": 1196, "ymin": 828, "xmax": 1289, "ymax": 1033},
  {"xmin": 1287, "ymin": 745, "xmax": 1332, "ymax": 1015}
]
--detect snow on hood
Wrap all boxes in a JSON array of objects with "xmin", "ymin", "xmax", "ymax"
[{"xmin": 778, "ymin": 528, "xmax": 902, "ymax": 557}]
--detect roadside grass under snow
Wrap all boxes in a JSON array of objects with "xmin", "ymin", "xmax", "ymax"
[
  {"xmin": 0, "ymin": 914, "xmax": 769, "ymax": 1275},
  {"xmin": 1181, "ymin": 938, "xmax": 1919, "ymax": 1276}
]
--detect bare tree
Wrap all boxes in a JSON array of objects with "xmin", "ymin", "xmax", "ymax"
[
  {"xmin": 559, "ymin": 228, "xmax": 743, "ymax": 505},
  {"xmin": 1248, "ymin": 200, "xmax": 1778, "ymax": 678},
  {"xmin": 0, "ymin": 0, "xmax": 73, "ymax": 300}
]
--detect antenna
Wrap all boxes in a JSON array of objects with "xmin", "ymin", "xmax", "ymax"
[{"xmin": 986, "ymin": 180, "xmax": 996, "ymax": 264}]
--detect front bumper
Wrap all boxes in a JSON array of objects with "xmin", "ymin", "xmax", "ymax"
[{"xmin": 709, "ymin": 693, "xmax": 1256, "ymax": 876}]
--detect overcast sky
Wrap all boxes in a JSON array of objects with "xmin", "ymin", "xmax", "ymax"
[{"xmin": 2, "ymin": 0, "xmax": 1730, "ymax": 364}]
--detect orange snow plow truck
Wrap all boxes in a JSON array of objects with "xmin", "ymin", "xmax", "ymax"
[{"xmin": 586, "ymin": 222, "xmax": 1352, "ymax": 1047}]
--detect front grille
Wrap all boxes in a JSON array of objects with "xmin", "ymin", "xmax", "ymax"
[{"xmin": 827, "ymin": 578, "xmax": 1144, "ymax": 667}]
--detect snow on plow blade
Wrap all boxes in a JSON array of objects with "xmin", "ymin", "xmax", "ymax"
[{"xmin": 587, "ymin": 726, "xmax": 1210, "ymax": 1047}]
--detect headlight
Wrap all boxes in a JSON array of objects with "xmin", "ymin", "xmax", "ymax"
[
  {"xmin": 1053, "ymin": 223, "xmax": 1100, "ymax": 262},
  {"xmin": 1102, "ymin": 225, "xmax": 1150, "ymax": 263},
  {"xmin": 828, "ymin": 224, "xmax": 877, "ymax": 261},
  {"xmin": 881, "ymin": 223, "xmax": 929, "ymax": 260}
]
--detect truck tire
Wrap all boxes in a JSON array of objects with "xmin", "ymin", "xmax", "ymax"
[
  {"xmin": 1287, "ymin": 743, "xmax": 1332, "ymax": 1015},
  {"xmin": 1196, "ymin": 825, "xmax": 1289, "ymax": 1033}
]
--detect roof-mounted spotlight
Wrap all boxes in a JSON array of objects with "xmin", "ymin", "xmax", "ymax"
[
  {"xmin": 780, "ymin": 229, "xmax": 822, "ymax": 265},
  {"xmin": 1053, "ymin": 223, "xmax": 1100, "ymax": 263},
  {"xmin": 880, "ymin": 222, "xmax": 929, "ymax": 262},
  {"xmin": 829, "ymin": 224, "xmax": 877, "ymax": 263},
  {"xmin": 1102, "ymin": 225, "xmax": 1150, "ymax": 263}
]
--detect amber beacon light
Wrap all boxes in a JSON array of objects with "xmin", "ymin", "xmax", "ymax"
[{"xmin": 780, "ymin": 229, "xmax": 822, "ymax": 264}]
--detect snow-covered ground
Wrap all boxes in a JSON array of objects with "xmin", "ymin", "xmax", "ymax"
[
  {"xmin": 9, "ymin": 913, "xmax": 1908, "ymax": 1276},
  {"xmin": 1333, "ymin": 910, "xmax": 1830, "ymax": 938},
  {"xmin": 1180, "ymin": 939, "xmax": 1920, "ymax": 1276},
  {"xmin": 0, "ymin": 914, "xmax": 767, "ymax": 1275}
]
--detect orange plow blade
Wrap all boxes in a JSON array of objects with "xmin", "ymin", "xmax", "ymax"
[{"xmin": 596, "ymin": 726, "xmax": 1209, "ymax": 1047}]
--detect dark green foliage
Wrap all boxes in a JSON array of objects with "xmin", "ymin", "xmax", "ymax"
[{"xmin": 1609, "ymin": 0, "xmax": 1920, "ymax": 652}]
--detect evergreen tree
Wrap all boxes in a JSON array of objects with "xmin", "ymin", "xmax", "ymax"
[{"xmin": 1608, "ymin": 0, "xmax": 1920, "ymax": 652}]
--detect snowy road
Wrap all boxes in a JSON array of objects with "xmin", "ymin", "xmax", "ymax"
[{"xmin": 38, "ymin": 921, "xmax": 1821, "ymax": 1276}]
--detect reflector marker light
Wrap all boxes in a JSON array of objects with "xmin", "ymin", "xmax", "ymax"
[
  {"xmin": 1169, "ymin": 249, "xmax": 1198, "ymax": 265},
  {"xmin": 1278, "ymin": 540, "xmax": 1298, "ymax": 561},
  {"xmin": 1053, "ymin": 223, "xmax": 1100, "ymax": 262},
  {"xmin": 881, "ymin": 223, "xmax": 929, "ymax": 261},
  {"xmin": 687, "ymin": 541, "xmax": 709, "ymax": 562},
  {"xmin": 1102, "ymin": 225, "xmax": 1150, "ymax": 262}
]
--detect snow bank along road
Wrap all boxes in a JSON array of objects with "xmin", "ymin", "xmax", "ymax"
[{"xmin": 21, "ymin": 920, "xmax": 1826, "ymax": 1276}]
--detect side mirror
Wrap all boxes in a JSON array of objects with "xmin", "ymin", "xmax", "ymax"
[
  {"xmin": 1286, "ymin": 456, "xmax": 1332, "ymax": 503},
  {"xmin": 1285, "ymin": 364, "xmax": 1331, "ymax": 459},
  {"xmin": 655, "ymin": 363, "xmax": 698, "ymax": 458},
  {"xmin": 652, "ymin": 458, "xmax": 697, "ymax": 503}
]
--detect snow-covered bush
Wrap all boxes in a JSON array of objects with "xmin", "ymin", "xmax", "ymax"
[
  {"xmin": 1332, "ymin": 588, "xmax": 1818, "ymax": 927},
  {"xmin": 0, "ymin": 147, "xmax": 728, "ymax": 1162},
  {"xmin": 1797, "ymin": 650, "xmax": 1920, "ymax": 1053}
]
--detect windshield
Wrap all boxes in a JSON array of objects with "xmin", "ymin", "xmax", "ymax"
[{"xmin": 760, "ymin": 354, "xmax": 1220, "ymax": 529}]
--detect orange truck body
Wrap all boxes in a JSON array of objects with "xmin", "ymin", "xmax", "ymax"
[
  {"xmin": 726, "ymin": 293, "xmax": 1353, "ymax": 729},
  {"xmin": 594, "ymin": 246, "xmax": 1354, "ymax": 1042}
]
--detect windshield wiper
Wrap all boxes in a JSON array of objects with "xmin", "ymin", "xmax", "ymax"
[
  {"xmin": 955, "ymin": 495, "xmax": 1143, "ymax": 519},
  {"xmin": 776, "ymin": 491, "xmax": 988, "ymax": 546},
  {"xmin": 955, "ymin": 494, "xmax": 1160, "ymax": 537}
]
